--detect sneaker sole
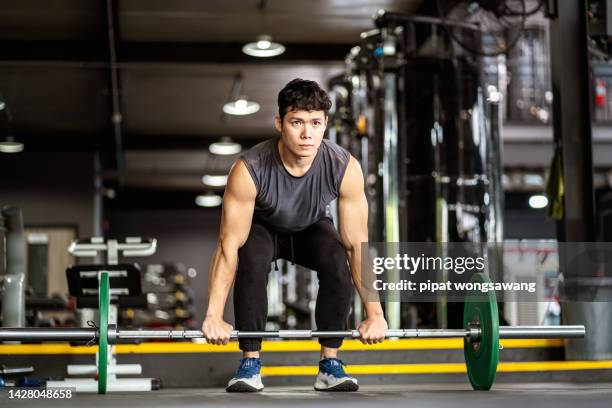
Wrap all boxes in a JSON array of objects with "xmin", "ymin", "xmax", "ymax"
[
  {"xmin": 226, "ymin": 381, "xmax": 263, "ymax": 393},
  {"xmin": 314, "ymin": 380, "xmax": 359, "ymax": 392}
]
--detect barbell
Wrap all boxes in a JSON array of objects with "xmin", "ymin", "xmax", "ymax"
[
  {"xmin": 0, "ymin": 272, "xmax": 585, "ymax": 394},
  {"xmin": 0, "ymin": 326, "xmax": 585, "ymax": 341}
]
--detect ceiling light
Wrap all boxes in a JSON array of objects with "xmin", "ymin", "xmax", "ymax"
[
  {"xmin": 223, "ymin": 74, "xmax": 260, "ymax": 116},
  {"xmin": 0, "ymin": 97, "xmax": 5, "ymax": 111},
  {"xmin": 242, "ymin": 35, "xmax": 285, "ymax": 57},
  {"xmin": 0, "ymin": 136, "xmax": 24, "ymax": 153},
  {"xmin": 235, "ymin": 99, "xmax": 248, "ymax": 109},
  {"xmin": 223, "ymin": 97, "xmax": 260, "ymax": 116},
  {"xmin": 195, "ymin": 193, "xmax": 222, "ymax": 208},
  {"xmin": 528, "ymin": 194, "xmax": 548, "ymax": 209},
  {"xmin": 257, "ymin": 39, "xmax": 271, "ymax": 49},
  {"xmin": 202, "ymin": 174, "xmax": 228, "ymax": 187},
  {"xmin": 209, "ymin": 137, "xmax": 242, "ymax": 155}
]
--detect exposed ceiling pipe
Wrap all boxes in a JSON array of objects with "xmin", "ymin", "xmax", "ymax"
[{"xmin": 105, "ymin": 0, "xmax": 125, "ymax": 187}]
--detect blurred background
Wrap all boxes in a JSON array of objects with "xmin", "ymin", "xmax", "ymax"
[{"xmin": 1, "ymin": 0, "xmax": 611, "ymax": 352}]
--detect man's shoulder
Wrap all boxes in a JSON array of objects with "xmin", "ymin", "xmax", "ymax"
[
  {"xmin": 321, "ymin": 138, "xmax": 351, "ymax": 162},
  {"xmin": 245, "ymin": 137, "xmax": 276, "ymax": 154},
  {"xmin": 241, "ymin": 138, "xmax": 275, "ymax": 161},
  {"xmin": 239, "ymin": 138, "xmax": 277, "ymax": 185}
]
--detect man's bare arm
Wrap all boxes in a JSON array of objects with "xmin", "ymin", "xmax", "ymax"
[
  {"xmin": 338, "ymin": 156, "xmax": 387, "ymax": 343},
  {"xmin": 203, "ymin": 160, "xmax": 256, "ymax": 344}
]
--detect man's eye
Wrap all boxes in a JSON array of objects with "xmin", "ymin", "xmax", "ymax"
[
  {"xmin": 313, "ymin": 121, "xmax": 321, "ymax": 126},
  {"xmin": 292, "ymin": 121, "xmax": 301, "ymax": 126}
]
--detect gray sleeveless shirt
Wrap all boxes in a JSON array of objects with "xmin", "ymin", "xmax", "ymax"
[{"xmin": 240, "ymin": 137, "xmax": 351, "ymax": 232}]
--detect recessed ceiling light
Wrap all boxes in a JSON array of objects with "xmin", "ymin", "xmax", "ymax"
[
  {"xmin": 223, "ymin": 97, "xmax": 260, "ymax": 116},
  {"xmin": 242, "ymin": 35, "xmax": 285, "ymax": 58},
  {"xmin": 528, "ymin": 194, "xmax": 548, "ymax": 209},
  {"xmin": 202, "ymin": 174, "xmax": 228, "ymax": 187},
  {"xmin": 209, "ymin": 137, "xmax": 242, "ymax": 155},
  {"xmin": 0, "ymin": 136, "xmax": 24, "ymax": 153},
  {"xmin": 195, "ymin": 193, "xmax": 222, "ymax": 207}
]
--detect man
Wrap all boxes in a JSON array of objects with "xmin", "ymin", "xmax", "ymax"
[{"xmin": 202, "ymin": 78, "xmax": 388, "ymax": 392}]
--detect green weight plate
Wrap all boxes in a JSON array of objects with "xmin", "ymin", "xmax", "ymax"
[
  {"xmin": 463, "ymin": 272, "xmax": 499, "ymax": 391},
  {"xmin": 98, "ymin": 272, "xmax": 109, "ymax": 394}
]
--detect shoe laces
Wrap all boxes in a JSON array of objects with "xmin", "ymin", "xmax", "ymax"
[
  {"xmin": 234, "ymin": 357, "xmax": 261, "ymax": 379},
  {"xmin": 319, "ymin": 358, "xmax": 349, "ymax": 378}
]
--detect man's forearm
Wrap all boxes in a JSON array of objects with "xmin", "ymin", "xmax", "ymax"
[
  {"xmin": 346, "ymin": 245, "xmax": 385, "ymax": 318},
  {"xmin": 205, "ymin": 240, "xmax": 238, "ymax": 318}
]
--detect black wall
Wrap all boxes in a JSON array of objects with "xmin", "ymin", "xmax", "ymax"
[{"xmin": 0, "ymin": 152, "xmax": 95, "ymax": 236}]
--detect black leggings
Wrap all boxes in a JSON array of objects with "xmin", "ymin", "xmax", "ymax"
[{"xmin": 234, "ymin": 217, "xmax": 354, "ymax": 351}]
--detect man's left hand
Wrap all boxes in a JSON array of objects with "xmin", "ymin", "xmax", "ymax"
[{"xmin": 357, "ymin": 315, "xmax": 388, "ymax": 345}]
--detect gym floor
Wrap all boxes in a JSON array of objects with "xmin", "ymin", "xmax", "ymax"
[{"xmin": 2, "ymin": 384, "xmax": 612, "ymax": 408}]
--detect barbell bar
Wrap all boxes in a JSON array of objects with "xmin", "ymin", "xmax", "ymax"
[{"xmin": 0, "ymin": 326, "xmax": 585, "ymax": 342}]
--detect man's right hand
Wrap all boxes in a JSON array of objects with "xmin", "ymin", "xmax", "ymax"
[{"xmin": 202, "ymin": 315, "xmax": 233, "ymax": 345}]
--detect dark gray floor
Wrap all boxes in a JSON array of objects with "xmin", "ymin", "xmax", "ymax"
[{"xmin": 3, "ymin": 383, "xmax": 612, "ymax": 408}]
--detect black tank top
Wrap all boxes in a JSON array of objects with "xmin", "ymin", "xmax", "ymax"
[{"xmin": 240, "ymin": 137, "xmax": 351, "ymax": 232}]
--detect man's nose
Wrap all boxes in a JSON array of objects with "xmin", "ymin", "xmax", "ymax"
[{"xmin": 301, "ymin": 124, "xmax": 314, "ymax": 139}]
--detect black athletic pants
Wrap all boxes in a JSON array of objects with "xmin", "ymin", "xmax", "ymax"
[{"xmin": 234, "ymin": 217, "xmax": 354, "ymax": 351}]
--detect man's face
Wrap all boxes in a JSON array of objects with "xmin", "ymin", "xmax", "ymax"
[{"xmin": 274, "ymin": 109, "xmax": 328, "ymax": 158}]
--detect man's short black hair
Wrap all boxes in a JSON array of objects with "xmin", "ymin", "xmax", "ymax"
[{"xmin": 278, "ymin": 78, "xmax": 332, "ymax": 121}]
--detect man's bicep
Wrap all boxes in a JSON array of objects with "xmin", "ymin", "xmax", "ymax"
[
  {"xmin": 338, "ymin": 158, "xmax": 368, "ymax": 247},
  {"xmin": 219, "ymin": 161, "xmax": 257, "ymax": 248}
]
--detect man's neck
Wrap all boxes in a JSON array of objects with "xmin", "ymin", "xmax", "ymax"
[{"xmin": 277, "ymin": 138, "xmax": 316, "ymax": 177}]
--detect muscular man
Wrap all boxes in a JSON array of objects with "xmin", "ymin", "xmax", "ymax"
[{"xmin": 202, "ymin": 78, "xmax": 388, "ymax": 392}]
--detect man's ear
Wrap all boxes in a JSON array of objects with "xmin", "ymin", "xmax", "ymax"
[{"xmin": 274, "ymin": 115, "xmax": 283, "ymax": 133}]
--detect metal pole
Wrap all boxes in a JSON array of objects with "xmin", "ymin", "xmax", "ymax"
[
  {"xmin": 548, "ymin": 0, "xmax": 596, "ymax": 242},
  {"xmin": 0, "ymin": 328, "xmax": 97, "ymax": 341},
  {"xmin": 548, "ymin": 0, "xmax": 600, "ymax": 362},
  {"xmin": 114, "ymin": 328, "xmax": 473, "ymax": 340},
  {"xmin": 0, "ymin": 366, "xmax": 34, "ymax": 375},
  {"xmin": 499, "ymin": 325, "xmax": 585, "ymax": 339},
  {"xmin": 1, "ymin": 206, "xmax": 26, "ymax": 328},
  {"xmin": 382, "ymin": 59, "xmax": 401, "ymax": 331},
  {"xmin": 0, "ymin": 326, "xmax": 586, "ymax": 342},
  {"xmin": 105, "ymin": 0, "xmax": 125, "ymax": 187},
  {"xmin": 115, "ymin": 326, "xmax": 584, "ymax": 340}
]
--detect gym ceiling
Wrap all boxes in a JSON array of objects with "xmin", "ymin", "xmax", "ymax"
[{"xmin": 0, "ymin": 0, "xmax": 422, "ymax": 193}]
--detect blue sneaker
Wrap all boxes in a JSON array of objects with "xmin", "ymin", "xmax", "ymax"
[
  {"xmin": 226, "ymin": 357, "xmax": 264, "ymax": 392},
  {"xmin": 314, "ymin": 358, "xmax": 359, "ymax": 391}
]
